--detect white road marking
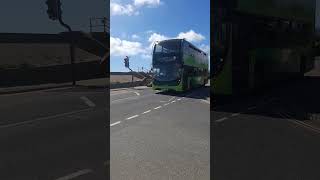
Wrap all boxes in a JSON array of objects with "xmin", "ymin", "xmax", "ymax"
[
  {"xmin": 154, "ymin": 106, "xmax": 162, "ymax": 110},
  {"xmin": 0, "ymin": 108, "xmax": 92, "ymax": 129},
  {"xmin": 110, "ymin": 121, "xmax": 121, "ymax": 127},
  {"xmin": 111, "ymin": 90, "xmax": 140, "ymax": 96},
  {"xmin": 248, "ymin": 106, "xmax": 257, "ymax": 110},
  {"xmin": 55, "ymin": 169, "xmax": 92, "ymax": 180},
  {"xmin": 216, "ymin": 117, "xmax": 228, "ymax": 123},
  {"xmin": 142, "ymin": 110, "xmax": 151, "ymax": 114},
  {"xmin": 80, "ymin": 96, "xmax": 96, "ymax": 107},
  {"xmin": 161, "ymin": 97, "xmax": 175, "ymax": 103},
  {"xmin": 280, "ymin": 112, "xmax": 320, "ymax": 134},
  {"xmin": 172, "ymin": 100, "xmax": 176, "ymax": 103},
  {"xmin": 201, "ymin": 99, "xmax": 210, "ymax": 104},
  {"xmin": 134, "ymin": 91, "xmax": 140, "ymax": 96},
  {"xmin": 231, "ymin": 113, "xmax": 240, "ymax": 117},
  {"xmin": 126, "ymin": 115, "xmax": 139, "ymax": 120},
  {"xmin": 164, "ymin": 103, "xmax": 170, "ymax": 106},
  {"xmin": 110, "ymin": 90, "xmax": 131, "ymax": 96},
  {"xmin": 177, "ymin": 98, "xmax": 182, "ymax": 101}
]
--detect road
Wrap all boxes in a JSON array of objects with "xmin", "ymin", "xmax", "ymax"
[
  {"xmin": 0, "ymin": 84, "xmax": 210, "ymax": 180},
  {"xmin": 0, "ymin": 86, "xmax": 109, "ymax": 180},
  {"xmin": 213, "ymin": 76, "xmax": 320, "ymax": 180},
  {"xmin": 110, "ymin": 86, "xmax": 210, "ymax": 180}
]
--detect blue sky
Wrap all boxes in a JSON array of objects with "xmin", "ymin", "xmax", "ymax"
[{"xmin": 110, "ymin": 0, "xmax": 210, "ymax": 72}]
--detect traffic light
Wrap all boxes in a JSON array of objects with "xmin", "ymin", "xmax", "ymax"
[
  {"xmin": 46, "ymin": 0, "xmax": 62, "ymax": 20},
  {"xmin": 124, "ymin": 56, "xmax": 129, "ymax": 68}
]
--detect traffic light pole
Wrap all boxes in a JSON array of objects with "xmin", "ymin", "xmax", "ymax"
[{"xmin": 59, "ymin": 18, "xmax": 76, "ymax": 86}]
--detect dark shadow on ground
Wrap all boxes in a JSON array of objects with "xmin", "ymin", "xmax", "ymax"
[
  {"xmin": 213, "ymin": 76, "xmax": 320, "ymax": 122},
  {"xmin": 44, "ymin": 85, "xmax": 108, "ymax": 93},
  {"xmin": 156, "ymin": 85, "xmax": 210, "ymax": 100}
]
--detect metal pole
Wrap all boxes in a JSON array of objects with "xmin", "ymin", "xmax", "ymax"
[
  {"xmin": 59, "ymin": 17, "xmax": 76, "ymax": 86},
  {"xmin": 132, "ymin": 74, "xmax": 134, "ymax": 85}
]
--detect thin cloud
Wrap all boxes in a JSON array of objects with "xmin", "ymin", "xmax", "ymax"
[
  {"xmin": 110, "ymin": 3, "xmax": 137, "ymax": 16},
  {"xmin": 134, "ymin": 0, "xmax": 161, "ymax": 7},
  {"xmin": 132, "ymin": 34, "xmax": 140, "ymax": 39},
  {"xmin": 110, "ymin": 37, "xmax": 147, "ymax": 57},
  {"xmin": 199, "ymin": 44, "xmax": 210, "ymax": 53},
  {"xmin": 111, "ymin": 0, "xmax": 162, "ymax": 16},
  {"xmin": 177, "ymin": 30, "xmax": 205, "ymax": 42},
  {"xmin": 147, "ymin": 32, "xmax": 170, "ymax": 49},
  {"xmin": 147, "ymin": 30, "xmax": 206, "ymax": 49}
]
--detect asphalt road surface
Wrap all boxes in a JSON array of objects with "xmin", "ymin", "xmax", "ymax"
[
  {"xmin": 213, "ymin": 76, "xmax": 320, "ymax": 180},
  {"xmin": 0, "ymin": 86, "xmax": 109, "ymax": 180},
  {"xmin": 110, "ymin": 86, "xmax": 210, "ymax": 180}
]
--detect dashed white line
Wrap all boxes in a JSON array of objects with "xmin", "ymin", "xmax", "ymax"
[
  {"xmin": 216, "ymin": 117, "xmax": 228, "ymax": 123},
  {"xmin": 154, "ymin": 106, "xmax": 162, "ymax": 110},
  {"xmin": 161, "ymin": 97, "xmax": 175, "ymax": 103},
  {"xmin": 80, "ymin": 96, "xmax": 96, "ymax": 107},
  {"xmin": 126, "ymin": 115, "xmax": 139, "ymax": 120},
  {"xmin": 142, "ymin": 110, "xmax": 151, "ymax": 114},
  {"xmin": 231, "ymin": 113, "xmax": 240, "ymax": 117},
  {"xmin": 0, "ymin": 108, "xmax": 92, "ymax": 129},
  {"xmin": 177, "ymin": 98, "xmax": 182, "ymax": 101},
  {"xmin": 55, "ymin": 169, "xmax": 93, "ymax": 180},
  {"xmin": 164, "ymin": 103, "xmax": 170, "ymax": 106},
  {"xmin": 110, "ymin": 121, "xmax": 121, "ymax": 127}
]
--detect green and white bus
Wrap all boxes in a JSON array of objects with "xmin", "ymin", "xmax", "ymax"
[
  {"xmin": 152, "ymin": 39, "xmax": 209, "ymax": 92},
  {"xmin": 213, "ymin": 0, "xmax": 316, "ymax": 96}
]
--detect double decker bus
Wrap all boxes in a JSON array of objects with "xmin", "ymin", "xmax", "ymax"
[
  {"xmin": 213, "ymin": 0, "xmax": 316, "ymax": 96},
  {"xmin": 152, "ymin": 39, "xmax": 209, "ymax": 92}
]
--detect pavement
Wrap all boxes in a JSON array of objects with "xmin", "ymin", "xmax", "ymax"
[
  {"xmin": 0, "ymin": 85, "xmax": 109, "ymax": 180},
  {"xmin": 213, "ymin": 76, "xmax": 320, "ymax": 180},
  {"xmin": 110, "ymin": 85, "xmax": 210, "ymax": 180}
]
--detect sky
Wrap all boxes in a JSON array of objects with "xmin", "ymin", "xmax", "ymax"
[
  {"xmin": 0, "ymin": 0, "xmax": 107, "ymax": 33},
  {"xmin": 110, "ymin": 0, "xmax": 210, "ymax": 72}
]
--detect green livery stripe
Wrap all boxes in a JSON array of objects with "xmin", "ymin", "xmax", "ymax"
[
  {"xmin": 152, "ymin": 81, "xmax": 183, "ymax": 92},
  {"xmin": 184, "ymin": 56, "xmax": 208, "ymax": 69}
]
